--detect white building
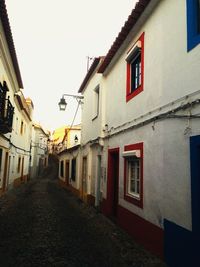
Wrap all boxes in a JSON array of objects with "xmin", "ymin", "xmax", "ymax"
[
  {"xmin": 77, "ymin": 57, "xmax": 105, "ymax": 206},
  {"xmin": 58, "ymin": 0, "xmax": 200, "ymax": 265},
  {"xmin": 58, "ymin": 58, "xmax": 105, "ymax": 205},
  {"xmin": 30, "ymin": 123, "xmax": 49, "ymax": 178},
  {"xmin": 0, "ymin": 1, "xmax": 35, "ymax": 193},
  {"xmin": 101, "ymin": 0, "xmax": 200, "ymax": 264},
  {"xmin": 0, "ymin": 1, "xmax": 48, "ymax": 194},
  {"xmin": 58, "ymin": 145, "xmax": 81, "ymax": 198}
]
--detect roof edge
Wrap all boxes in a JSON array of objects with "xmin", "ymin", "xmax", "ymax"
[
  {"xmin": 0, "ymin": 0, "xmax": 24, "ymax": 88},
  {"xmin": 78, "ymin": 57, "xmax": 104, "ymax": 93},
  {"xmin": 98, "ymin": 0, "xmax": 151, "ymax": 74}
]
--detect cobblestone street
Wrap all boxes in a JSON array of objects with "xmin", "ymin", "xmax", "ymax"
[{"xmin": 0, "ymin": 165, "xmax": 168, "ymax": 267}]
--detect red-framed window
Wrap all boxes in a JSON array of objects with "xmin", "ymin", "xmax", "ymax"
[
  {"xmin": 123, "ymin": 142, "xmax": 143, "ymax": 208},
  {"xmin": 126, "ymin": 32, "xmax": 144, "ymax": 102}
]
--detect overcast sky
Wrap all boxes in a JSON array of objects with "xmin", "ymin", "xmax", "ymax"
[{"xmin": 6, "ymin": 0, "xmax": 137, "ymax": 132}]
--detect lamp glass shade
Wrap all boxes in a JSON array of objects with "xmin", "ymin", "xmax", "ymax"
[{"xmin": 58, "ymin": 97, "xmax": 67, "ymax": 111}]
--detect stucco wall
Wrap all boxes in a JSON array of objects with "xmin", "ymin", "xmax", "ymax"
[
  {"xmin": 0, "ymin": 17, "xmax": 32, "ymax": 189},
  {"xmin": 104, "ymin": 116, "xmax": 194, "ymax": 230},
  {"xmin": 102, "ymin": 0, "xmax": 200, "ymax": 231},
  {"xmin": 104, "ymin": 0, "xmax": 200, "ymax": 129},
  {"xmin": 81, "ymin": 72, "xmax": 104, "ymax": 144},
  {"xmin": 58, "ymin": 147, "xmax": 81, "ymax": 190}
]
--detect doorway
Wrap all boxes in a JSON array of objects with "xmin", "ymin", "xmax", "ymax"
[
  {"xmin": 2, "ymin": 152, "xmax": 9, "ymax": 192},
  {"xmin": 95, "ymin": 155, "xmax": 102, "ymax": 207},
  {"xmin": 65, "ymin": 160, "xmax": 70, "ymax": 185},
  {"xmin": 81, "ymin": 157, "xmax": 88, "ymax": 202},
  {"xmin": 21, "ymin": 157, "xmax": 24, "ymax": 182},
  {"xmin": 107, "ymin": 148, "xmax": 119, "ymax": 218}
]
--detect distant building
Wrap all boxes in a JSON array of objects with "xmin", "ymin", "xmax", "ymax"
[
  {"xmin": 30, "ymin": 123, "xmax": 50, "ymax": 178},
  {"xmin": 51, "ymin": 125, "xmax": 81, "ymax": 154}
]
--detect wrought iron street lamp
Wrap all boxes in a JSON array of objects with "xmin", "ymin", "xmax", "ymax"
[{"xmin": 58, "ymin": 94, "xmax": 84, "ymax": 111}]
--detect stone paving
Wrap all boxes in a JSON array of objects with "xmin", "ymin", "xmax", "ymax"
[{"xmin": 0, "ymin": 166, "xmax": 168, "ymax": 267}]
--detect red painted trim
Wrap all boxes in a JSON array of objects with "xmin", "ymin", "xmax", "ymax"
[
  {"xmin": 101, "ymin": 197, "xmax": 164, "ymax": 258},
  {"xmin": 117, "ymin": 205, "xmax": 164, "ymax": 258},
  {"xmin": 126, "ymin": 32, "xmax": 145, "ymax": 102},
  {"xmin": 107, "ymin": 148, "xmax": 120, "ymax": 217},
  {"xmin": 124, "ymin": 142, "xmax": 143, "ymax": 208}
]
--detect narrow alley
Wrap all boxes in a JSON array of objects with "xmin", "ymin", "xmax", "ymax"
[
  {"xmin": 1, "ymin": 1, "xmax": 200, "ymax": 266},
  {"xmin": 0, "ymin": 160, "xmax": 167, "ymax": 267}
]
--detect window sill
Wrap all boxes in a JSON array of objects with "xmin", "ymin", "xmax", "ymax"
[
  {"xmin": 127, "ymin": 192, "xmax": 140, "ymax": 199},
  {"xmin": 124, "ymin": 194, "xmax": 143, "ymax": 208}
]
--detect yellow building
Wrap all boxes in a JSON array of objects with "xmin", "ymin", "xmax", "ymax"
[{"xmin": 51, "ymin": 124, "xmax": 81, "ymax": 154}]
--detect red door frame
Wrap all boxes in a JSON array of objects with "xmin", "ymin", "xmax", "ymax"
[{"xmin": 106, "ymin": 148, "xmax": 120, "ymax": 218}]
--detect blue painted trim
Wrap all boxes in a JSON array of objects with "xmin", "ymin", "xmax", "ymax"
[
  {"xmin": 190, "ymin": 135, "xmax": 200, "ymax": 233},
  {"xmin": 187, "ymin": 0, "xmax": 200, "ymax": 51},
  {"xmin": 164, "ymin": 219, "xmax": 199, "ymax": 267},
  {"xmin": 164, "ymin": 135, "xmax": 200, "ymax": 266}
]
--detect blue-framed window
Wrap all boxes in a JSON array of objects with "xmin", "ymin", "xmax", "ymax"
[{"xmin": 187, "ymin": 0, "xmax": 200, "ymax": 51}]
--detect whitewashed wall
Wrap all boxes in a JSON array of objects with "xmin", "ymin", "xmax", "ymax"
[
  {"xmin": 69, "ymin": 129, "xmax": 81, "ymax": 148},
  {"xmin": 104, "ymin": 0, "xmax": 200, "ymax": 129},
  {"xmin": 102, "ymin": 0, "xmax": 200, "ymax": 231},
  {"xmin": 30, "ymin": 126, "xmax": 49, "ymax": 178},
  {"xmin": 81, "ymin": 72, "xmax": 104, "ymax": 144},
  {"xmin": 58, "ymin": 147, "xmax": 81, "ymax": 190},
  {"xmin": 0, "ymin": 17, "xmax": 32, "ymax": 189}
]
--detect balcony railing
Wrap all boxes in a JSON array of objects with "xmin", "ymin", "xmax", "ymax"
[{"xmin": 0, "ymin": 96, "xmax": 14, "ymax": 134}]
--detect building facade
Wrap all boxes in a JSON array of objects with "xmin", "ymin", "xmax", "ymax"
[
  {"xmin": 58, "ymin": 0, "xmax": 200, "ymax": 265},
  {"xmin": 30, "ymin": 123, "xmax": 49, "ymax": 178},
  {"xmin": 0, "ymin": 1, "xmax": 48, "ymax": 194},
  {"xmin": 51, "ymin": 125, "xmax": 81, "ymax": 154},
  {"xmin": 0, "ymin": 1, "xmax": 34, "ymax": 194}
]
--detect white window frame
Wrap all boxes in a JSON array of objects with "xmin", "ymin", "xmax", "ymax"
[
  {"xmin": 123, "ymin": 149, "xmax": 141, "ymax": 200},
  {"xmin": 126, "ymin": 157, "xmax": 141, "ymax": 199}
]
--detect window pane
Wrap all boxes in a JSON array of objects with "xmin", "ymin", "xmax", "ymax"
[
  {"xmin": 127, "ymin": 158, "xmax": 140, "ymax": 197},
  {"xmin": 137, "ymin": 181, "xmax": 140, "ymax": 194},
  {"xmin": 130, "ymin": 52, "xmax": 141, "ymax": 92},
  {"xmin": 139, "ymin": 62, "xmax": 142, "ymax": 86},
  {"xmin": 131, "ymin": 179, "xmax": 135, "ymax": 192}
]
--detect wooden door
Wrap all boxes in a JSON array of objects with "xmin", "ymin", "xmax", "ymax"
[
  {"xmin": 21, "ymin": 157, "xmax": 24, "ymax": 181},
  {"xmin": 2, "ymin": 152, "xmax": 9, "ymax": 192},
  {"xmin": 65, "ymin": 160, "xmax": 70, "ymax": 185},
  {"xmin": 95, "ymin": 155, "xmax": 102, "ymax": 207},
  {"xmin": 81, "ymin": 157, "xmax": 88, "ymax": 202},
  {"xmin": 107, "ymin": 148, "xmax": 119, "ymax": 218}
]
